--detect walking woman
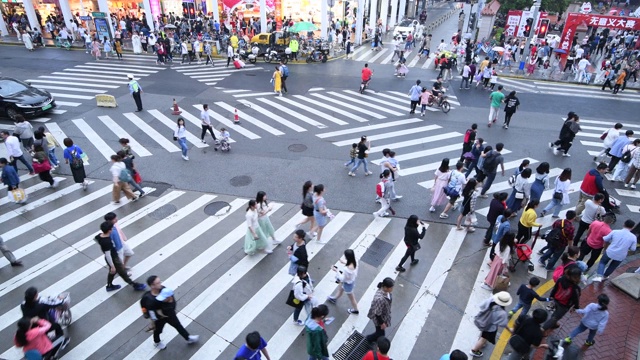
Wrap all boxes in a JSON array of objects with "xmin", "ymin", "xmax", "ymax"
[
  {"xmin": 516, "ymin": 200, "xmax": 541, "ymax": 244},
  {"xmin": 313, "ymin": 184, "xmax": 331, "ymax": 243},
  {"xmin": 32, "ymin": 145, "xmax": 57, "ymax": 188},
  {"xmin": 305, "ymin": 305, "xmax": 330, "ymax": 360},
  {"xmin": 174, "ymin": 118, "xmax": 189, "ymax": 161},
  {"xmin": 117, "ymin": 150, "xmax": 145, "ymax": 197},
  {"xmin": 542, "ymin": 266, "xmax": 582, "ymax": 334},
  {"xmin": 456, "ymin": 178, "xmax": 478, "ymax": 232},
  {"xmin": 13, "ymin": 116, "xmax": 34, "ymax": 153},
  {"xmin": 287, "ymin": 229, "xmax": 309, "ymax": 275},
  {"xmin": 327, "ymin": 249, "xmax": 360, "ymax": 314},
  {"xmin": 296, "ymin": 181, "xmax": 317, "ymax": 236},
  {"xmin": 483, "ymin": 192, "xmax": 508, "ymax": 245},
  {"xmin": 529, "ymin": 162, "xmax": 550, "ymax": 202},
  {"xmin": 244, "ymin": 200, "xmax": 271, "ymax": 255},
  {"xmin": 62, "ymin": 138, "xmax": 89, "ymax": 190},
  {"xmin": 114, "ymin": 39, "xmax": 123, "ymax": 60},
  {"xmin": 91, "ymin": 38, "xmax": 101, "ymax": 60},
  {"xmin": 482, "ymin": 232, "xmax": 515, "ymax": 291},
  {"xmin": 272, "ymin": 65, "xmax": 282, "ymax": 96},
  {"xmin": 502, "ymin": 90, "xmax": 520, "ymax": 129},
  {"xmin": 429, "ymin": 158, "xmax": 451, "ymax": 213},
  {"xmin": 396, "ymin": 215, "xmax": 426, "ymax": 272},
  {"xmin": 38, "ymin": 126, "xmax": 60, "ymax": 169},
  {"xmin": 103, "ymin": 37, "xmax": 111, "ymax": 59},
  {"xmin": 491, "ymin": 209, "xmax": 514, "ymax": 259},
  {"xmin": 256, "ymin": 191, "xmax": 279, "ymax": 245},
  {"xmin": 623, "ymin": 145, "xmax": 640, "ymax": 188},
  {"xmin": 365, "ymin": 277, "xmax": 394, "ymax": 343},
  {"xmin": 506, "ymin": 168, "xmax": 533, "ymax": 213},
  {"xmin": 32, "ymin": 130, "xmax": 50, "ymax": 163},
  {"xmin": 541, "ymin": 168, "xmax": 572, "ymax": 218}
]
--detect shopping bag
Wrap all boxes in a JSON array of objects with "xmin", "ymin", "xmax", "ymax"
[
  {"xmin": 492, "ymin": 275, "xmax": 510, "ymax": 294},
  {"xmin": 8, "ymin": 188, "xmax": 28, "ymax": 204},
  {"xmin": 133, "ymin": 172, "xmax": 142, "ymax": 184},
  {"xmin": 80, "ymin": 153, "xmax": 89, "ymax": 165}
]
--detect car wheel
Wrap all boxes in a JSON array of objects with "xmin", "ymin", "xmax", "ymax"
[{"xmin": 6, "ymin": 107, "xmax": 20, "ymax": 120}]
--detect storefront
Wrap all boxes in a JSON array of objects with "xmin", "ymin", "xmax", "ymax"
[
  {"xmin": 220, "ymin": 0, "xmax": 345, "ymax": 24},
  {"xmin": 108, "ymin": 0, "xmax": 144, "ymax": 19}
]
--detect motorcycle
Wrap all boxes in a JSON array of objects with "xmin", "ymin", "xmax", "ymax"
[
  {"xmin": 306, "ymin": 48, "xmax": 328, "ymax": 63},
  {"xmin": 238, "ymin": 46, "xmax": 259, "ymax": 64},
  {"xmin": 360, "ymin": 77, "xmax": 372, "ymax": 94},
  {"xmin": 427, "ymin": 89, "xmax": 451, "ymax": 113},
  {"xmin": 264, "ymin": 47, "xmax": 288, "ymax": 64}
]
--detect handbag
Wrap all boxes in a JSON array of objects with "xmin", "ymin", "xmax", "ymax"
[
  {"xmin": 412, "ymin": 243, "xmax": 421, "ymax": 251},
  {"xmin": 285, "ymin": 288, "xmax": 304, "ymax": 308},
  {"xmin": 600, "ymin": 131, "xmax": 607, "ymax": 140},
  {"xmin": 8, "ymin": 188, "xmax": 28, "ymax": 204},
  {"xmin": 508, "ymin": 334, "xmax": 530, "ymax": 354},
  {"xmin": 133, "ymin": 172, "xmax": 142, "ymax": 184},
  {"xmin": 32, "ymin": 159, "xmax": 51, "ymax": 173},
  {"xmin": 492, "ymin": 274, "xmax": 510, "ymax": 294},
  {"xmin": 553, "ymin": 191, "xmax": 563, "ymax": 200},
  {"xmin": 514, "ymin": 191, "xmax": 525, "ymax": 200}
]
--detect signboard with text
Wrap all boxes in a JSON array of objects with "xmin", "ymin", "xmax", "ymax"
[{"xmin": 559, "ymin": 12, "xmax": 640, "ymax": 53}]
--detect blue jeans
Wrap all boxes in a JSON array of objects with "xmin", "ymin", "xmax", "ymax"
[
  {"xmin": 47, "ymin": 148, "xmax": 59, "ymax": 166},
  {"xmin": 597, "ymin": 252, "xmax": 622, "ymax": 277},
  {"xmin": 481, "ymin": 172, "xmax": 497, "ymax": 195},
  {"xmin": 128, "ymin": 179, "xmax": 144, "ymax": 194},
  {"xmin": 569, "ymin": 322, "xmax": 597, "ymax": 343},
  {"xmin": 178, "ymin": 137, "xmax": 188, "ymax": 157},
  {"xmin": 541, "ymin": 246, "xmax": 565, "ymax": 270},
  {"xmin": 542, "ymin": 197, "xmax": 563, "ymax": 217},
  {"xmin": 350, "ymin": 158, "xmax": 369, "ymax": 174},
  {"xmin": 344, "ymin": 157, "xmax": 355, "ymax": 167},
  {"xmin": 10, "ymin": 154, "xmax": 34, "ymax": 173},
  {"xmin": 293, "ymin": 299, "xmax": 312, "ymax": 322},
  {"xmin": 511, "ymin": 300, "xmax": 531, "ymax": 317}
]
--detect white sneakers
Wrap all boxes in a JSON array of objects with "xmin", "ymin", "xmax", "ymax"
[
  {"xmin": 182, "ymin": 155, "xmax": 189, "ymax": 161},
  {"xmin": 154, "ymin": 341, "xmax": 167, "ymax": 350},
  {"xmin": 187, "ymin": 335, "xmax": 200, "ymax": 344}
]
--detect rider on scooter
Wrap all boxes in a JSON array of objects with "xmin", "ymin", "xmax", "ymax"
[
  {"xmin": 362, "ymin": 63, "xmax": 373, "ymax": 86},
  {"xmin": 21, "ymin": 287, "xmax": 65, "ymax": 338},
  {"xmin": 430, "ymin": 76, "xmax": 446, "ymax": 104}
]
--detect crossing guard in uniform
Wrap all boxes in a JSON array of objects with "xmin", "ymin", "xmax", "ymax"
[{"xmin": 128, "ymin": 74, "xmax": 143, "ymax": 112}]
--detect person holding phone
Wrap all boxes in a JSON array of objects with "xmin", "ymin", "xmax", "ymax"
[{"xmin": 396, "ymin": 215, "xmax": 426, "ymax": 272}]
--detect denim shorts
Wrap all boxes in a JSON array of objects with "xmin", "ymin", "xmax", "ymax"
[{"xmin": 342, "ymin": 281, "xmax": 355, "ymax": 294}]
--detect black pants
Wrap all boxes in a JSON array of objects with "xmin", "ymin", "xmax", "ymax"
[
  {"xmin": 573, "ymin": 220, "xmax": 590, "ymax": 246},
  {"xmin": 516, "ymin": 222, "xmax": 532, "ymax": 244},
  {"xmin": 563, "ymin": 61, "xmax": 574, "ymax": 72},
  {"xmin": 205, "ymin": 55, "xmax": 214, "ymax": 66},
  {"xmin": 553, "ymin": 138, "xmax": 572, "ymax": 154},
  {"xmin": 38, "ymin": 170, "xmax": 54, "ymax": 185},
  {"xmin": 608, "ymin": 156, "xmax": 621, "ymax": 174},
  {"xmin": 292, "ymin": 51, "xmax": 297, "ymax": 60},
  {"xmin": 504, "ymin": 111, "xmax": 515, "ymax": 126},
  {"xmin": 227, "ymin": 56, "xmax": 233, "ymax": 66},
  {"xmin": 201, "ymin": 124, "xmax": 217, "ymax": 141},
  {"xmin": 142, "ymin": 43, "xmax": 148, "ymax": 51},
  {"xmin": 578, "ymin": 242, "xmax": 603, "ymax": 269},
  {"xmin": 398, "ymin": 246, "xmax": 416, "ymax": 267},
  {"xmin": 602, "ymin": 79, "xmax": 613, "ymax": 90},
  {"xmin": 132, "ymin": 91, "xmax": 143, "ymax": 111},
  {"xmin": 107, "ymin": 255, "xmax": 135, "ymax": 287},
  {"xmin": 281, "ymin": 76, "xmax": 288, "ymax": 93},
  {"xmin": 484, "ymin": 221, "xmax": 496, "ymax": 244},
  {"xmin": 365, "ymin": 324, "xmax": 386, "ymax": 343},
  {"xmin": 153, "ymin": 313, "xmax": 190, "ymax": 343},
  {"xmin": 181, "ymin": 54, "xmax": 190, "ymax": 64},
  {"xmin": 410, "ymin": 100, "xmax": 419, "ymax": 113},
  {"xmin": 613, "ymin": 83, "xmax": 622, "ymax": 94}
]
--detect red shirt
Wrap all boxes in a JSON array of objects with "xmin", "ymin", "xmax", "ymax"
[
  {"xmin": 14, "ymin": 319, "xmax": 53, "ymax": 355},
  {"xmin": 362, "ymin": 67, "xmax": 372, "ymax": 81},
  {"xmin": 362, "ymin": 351, "xmax": 391, "ymax": 360}
]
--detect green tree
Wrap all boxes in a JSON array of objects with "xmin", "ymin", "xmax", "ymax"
[
  {"xmin": 497, "ymin": 0, "xmax": 571, "ymax": 15},
  {"xmin": 540, "ymin": 0, "xmax": 572, "ymax": 15}
]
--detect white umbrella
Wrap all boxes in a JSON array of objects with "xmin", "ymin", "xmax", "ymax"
[
  {"xmin": 492, "ymin": 46, "xmax": 505, "ymax": 52},
  {"xmin": 163, "ymin": 24, "xmax": 177, "ymax": 29}
]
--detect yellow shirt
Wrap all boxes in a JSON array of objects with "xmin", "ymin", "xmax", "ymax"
[{"xmin": 519, "ymin": 208, "xmax": 541, "ymax": 228}]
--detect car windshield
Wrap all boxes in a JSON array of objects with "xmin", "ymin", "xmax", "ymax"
[
  {"xmin": 0, "ymin": 80, "xmax": 29, "ymax": 97},
  {"xmin": 398, "ymin": 20, "xmax": 413, "ymax": 27}
]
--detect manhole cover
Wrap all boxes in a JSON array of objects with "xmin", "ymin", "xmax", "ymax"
[
  {"xmin": 244, "ymin": 73, "xmax": 257, "ymax": 76},
  {"xmin": 360, "ymin": 238, "xmax": 394, "ymax": 268},
  {"xmin": 204, "ymin": 201, "xmax": 231, "ymax": 216},
  {"xmin": 288, "ymin": 144, "xmax": 307, "ymax": 152},
  {"xmin": 148, "ymin": 204, "xmax": 178, "ymax": 220},
  {"xmin": 230, "ymin": 175, "xmax": 252, "ymax": 187}
]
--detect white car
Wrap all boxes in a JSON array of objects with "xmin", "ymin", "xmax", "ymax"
[{"xmin": 393, "ymin": 20, "xmax": 419, "ymax": 39}]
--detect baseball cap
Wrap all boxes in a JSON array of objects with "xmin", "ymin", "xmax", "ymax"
[
  {"xmin": 127, "ymin": 74, "xmax": 134, "ymax": 79},
  {"xmin": 156, "ymin": 288, "xmax": 174, "ymax": 301}
]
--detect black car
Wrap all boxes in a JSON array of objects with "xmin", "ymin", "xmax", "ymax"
[{"xmin": 0, "ymin": 77, "xmax": 56, "ymax": 120}]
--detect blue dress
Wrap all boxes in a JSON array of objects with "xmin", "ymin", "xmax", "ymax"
[{"xmin": 313, "ymin": 196, "xmax": 329, "ymax": 227}]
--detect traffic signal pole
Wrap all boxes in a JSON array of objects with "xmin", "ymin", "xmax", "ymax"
[{"xmin": 518, "ymin": 0, "xmax": 539, "ymax": 74}]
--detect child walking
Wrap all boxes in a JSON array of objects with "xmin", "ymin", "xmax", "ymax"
[
  {"xmin": 344, "ymin": 143, "xmax": 357, "ymax": 167},
  {"xmin": 564, "ymin": 294, "xmax": 609, "ymax": 347},
  {"xmin": 508, "ymin": 277, "xmax": 550, "ymax": 319}
]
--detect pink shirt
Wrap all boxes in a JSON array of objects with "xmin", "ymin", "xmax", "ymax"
[
  {"xmin": 14, "ymin": 319, "xmax": 53, "ymax": 355},
  {"xmin": 419, "ymin": 91, "xmax": 431, "ymax": 104},
  {"xmin": 586, "ymin": 220, "xmax": 612, "ymax": 249}
]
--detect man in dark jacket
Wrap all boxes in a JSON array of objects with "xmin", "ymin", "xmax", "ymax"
[
  {"xmin": 550, "ymin": 112, "xmax": 581, "ymax": 156},
  {"xmin": 506, "ymin": 309, "xmax": 549, "ymax": 359},
  {"xmin": 539, "ymin": 211, "xmax": 576, "ymax": 270}
]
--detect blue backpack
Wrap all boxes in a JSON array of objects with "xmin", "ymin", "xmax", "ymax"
[{"xmin": 282, "ymin": 65, "xmax": 290, "ymax": 77}]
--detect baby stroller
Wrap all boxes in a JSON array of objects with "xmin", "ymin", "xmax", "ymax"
[
  {"xmin": 509, "ymin": 228, "xmax": 540, "ymax": 272},
  {"xmin": 214, "ymin": 128, "xmax": 230, "ymax": 152},
  {"xmin": 42, "ymin": 292, "xmax": 72, "ymax": 326}
]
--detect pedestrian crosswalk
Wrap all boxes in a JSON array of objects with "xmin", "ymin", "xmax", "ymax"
[
  {"xmin": 349, "ymin": 45, "xmax": 441, "ymax": 71},
  {"xmin": 492, "ymin": 77, "xmax": 640, "ymax": 102},
  {"xmin": 173, "ymin": 60, "xmax": 263, "ymax": 86},
  {"xmin": 23, "ymin": 54, "xmax": 167, "ymax": 121},
  {"xmin": 0, "ymin": 176, "xmax": 564, "ymax": 360}
]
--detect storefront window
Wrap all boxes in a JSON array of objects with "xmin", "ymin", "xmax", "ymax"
[{"xmin": 109, "ymin": 0, "xmax": 144, "ymax": 19}]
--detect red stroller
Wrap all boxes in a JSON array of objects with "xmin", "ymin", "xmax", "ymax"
[{"xmin": 509, "ymin": 228, "xmax": 540, "ymax": 272}]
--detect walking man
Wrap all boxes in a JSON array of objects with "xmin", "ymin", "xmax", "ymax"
[
  {"xmin": 1, "ymin": 131, "xmax": 34, "ymax": 174},
  {"xmin": 128, "ymin": 74, "xmax": 143, "ymax": 112},
  {"xmin": 0, "ymin": 235, "xmax": 23, "ymax": 267},
  {"xmin": 105, "ymin": 212, "xmax": 134, "ymax": 269},
  {"xmin": 95, "ymin": 221, "xmax": 146, "ymax": 292},
  {"xmin": 200, "ymin": 104, "xmax": 218, "ymax": 144},
  {"xmin": 348, "ymin": 136, "xmax": 373, "ymax": 177},
  {"xmin": 279, "ymin": 60, "xmax": 289, "ymax": 93},
  {"xmin": 478, "ymin": 143, "xmax": 505, "ymax": 198},
  {"xmin": 593, "ymin": 219, "xmax": 637, "ymax": 281},
  {"xmin": 142, "ymin": 275, "xmax": 200, "ymax": 350},
  {"xmin": 488, "ymin": 85, "xmax": 504, "ymax": 127}
]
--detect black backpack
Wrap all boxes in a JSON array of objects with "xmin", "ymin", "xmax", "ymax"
[
  {"xmin": 140, "ymin": 291, "xmax": 155, "ymax": 319},
  {"xmin": 483, "ymin": 151, "xmax": 499, "ymax": 172},
  {"xmin": 544, "ymin": 220, "xmax": 566, "ymax": 248}
]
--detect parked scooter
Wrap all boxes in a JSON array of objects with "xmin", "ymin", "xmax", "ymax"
[
  {"xmin": 238, "ymin": 46, "xmax": 259, "ymax": 64},
  {"xmin": 264, "ymin": 47, "xmax": 288, "ymax": 64},
  {"xmin": 306, "ymin": 48, "xmax": 328, "ymax": 63}
]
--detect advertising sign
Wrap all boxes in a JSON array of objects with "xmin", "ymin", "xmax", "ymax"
[{"xmin": 94, "ymin": 17, "xmax": 111, "ymax": 41}]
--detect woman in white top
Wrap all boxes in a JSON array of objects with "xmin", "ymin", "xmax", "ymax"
[
  {"xmin": 174, "ymin": 118, "xmax": 189, "ymax": 161},
  {"xmin": 256, "ymin": 191, "xmax": 280, "ymax": 245},
  {"xmin": 109, "ymin": 154, "xmax": 137, "ymax": 204},
  {"xmin": 624, "ymin": 142, "xmax": 640, "ymax": 188},
  {"xmin": 506, "ymin": 168, "xmax": 533, "ymax": 213},
  {"xmin": 541, "ymin": 168, "xmax": 572, "ymax": 218},
  {"xmin": 244, "ymin": 200, "xmax": 271, "ymax": 255},
  {"xmin": 612, "ymin": 139, "xmax": 640, "ymax": 181},
  {"xmin": 595, "ymin": 123, "xmax": 622, "ymax": 162},
  {"xmin": 327, "ymin": 249, "xmax": 360, "ymax": 314},
  {"xmin": 131, "ymin": 32, "xmax": 143, "ymax": 54}
]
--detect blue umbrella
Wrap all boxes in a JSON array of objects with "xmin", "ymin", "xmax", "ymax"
[{"xmin": 553, "ymin": 48, "xmax": 567, "ymax": 54}]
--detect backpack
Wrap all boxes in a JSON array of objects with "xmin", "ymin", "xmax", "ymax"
[
  {"xmin": 473, "ymin": 302, "xmax": 497, "ymax": 331},
  {"xmin": 483, "ymin": 151, "xmax": 499, "ymax": 172},
  {"xmin": 553, "ymin": 279, "xmax": 574, "ymax": 306},
  {"xmin": 69, "ymin": 148, "xmax": 83, "ymax": 169},
  {"xmin": 140, "ymin": 291, "xmax": 154, "ymax": 319},
  {"xmin": 621, "ymin": 147, "xmax": 634, "ymax": 163},
  {"xmin": 282, "ymin": 65, "xmax": 290, "ymax": 77},
  {"xmin": 508, "ymin": 172, "xmax": 518, "ymax": 186},
  {"xmin": 119, "ymin": 168, "xmax": 132, "ymax": 183},
  {"xmin": 463, "ymin": 129, "xmax": 472, "ymax": 144},
  {"xmin": 553, "ymin": 261, "xmax": 575, "ymax": 282},
  {"xmin": 376, "ymin": 179, "xmax": 387, "ymax": 198},
  {"xmin": 544, "ymin": 220, "xmax": 565, "ymax": 248}
]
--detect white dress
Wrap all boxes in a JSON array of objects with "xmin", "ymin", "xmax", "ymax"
[
  {"xmin": 244, "ymin": 209, "xmax": 268, "ymax": 255},
  {"xmin": 22, "ymin": 33, "xmax": 33, "ymax": 50},
  {"xmin": 131, "ymin": 34, "xmax": 142, "ymax": 54}
]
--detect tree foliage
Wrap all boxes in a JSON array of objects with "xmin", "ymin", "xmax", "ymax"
[{"xmin": 497, "ymin": 0, "xmax": 571, "ymax": 14}]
